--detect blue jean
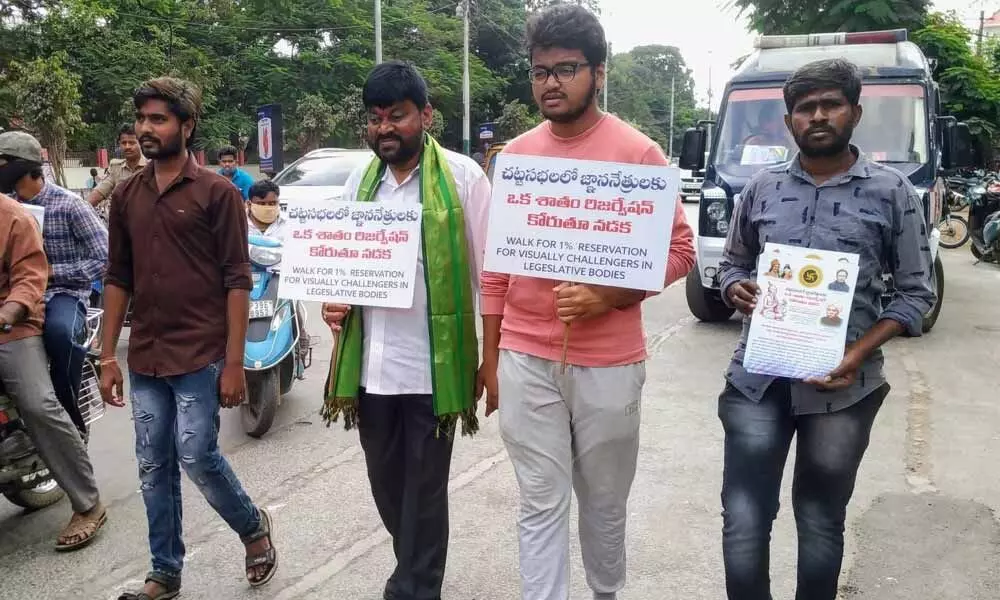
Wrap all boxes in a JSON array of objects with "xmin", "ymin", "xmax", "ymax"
[
  {"xmin": 130, "ymin": 360, "xmax": 260, "ymax": 579},
  {"xmin": 43, "ymin": 293, "xmax": 88, "ymax": 437},
  {"xmin": 718, "ymin": 381, "xmax": 888, "ymax": 600}
]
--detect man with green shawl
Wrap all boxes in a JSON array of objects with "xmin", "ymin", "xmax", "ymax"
[{"xmin": 321, "ymin": 61, "xmax": 491, "ymax": 600}]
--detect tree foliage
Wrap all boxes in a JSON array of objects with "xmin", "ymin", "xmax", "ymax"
[
  {"xmin": 914, "ymin": 12, "xmax": 1000, "ymax": 148},
  {"xmin": 0, "ymin": 0, "xmax": 519, "ymax": 156},
  {"xmin": 607, "ymin": 45, "xmax": 698, "ymax": 155},
  {"xmin": 496, "ymin": 99, "xmax": 540, "ymax": 139},
  {"xmin": 1, "ymin": 52, "xmax": 83, "ymax": 185},
  {"xmin": 730, "ymin": 0, "xmax": 930, "ymax": 35}
]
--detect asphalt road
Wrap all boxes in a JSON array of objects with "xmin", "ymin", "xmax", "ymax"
[{"xmin": 1, "ymin": 205, "xmax": 999, "ymax": 600}]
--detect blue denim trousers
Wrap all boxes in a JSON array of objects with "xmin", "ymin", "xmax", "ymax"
[
  {"xmin": 43, "ymin": 293, "xmax": 88, "ymax": 437},
  {"xmin": 718, "ymin": 380, "xmax": 888, "ymax": 600},
  {"xmin": 130, "ymin": 359, "xmax": 260, "ymax": 579}
]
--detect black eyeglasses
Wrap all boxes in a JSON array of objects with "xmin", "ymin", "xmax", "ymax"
[{"xmin": 528, "ymin": 62, "xmax": 590, "ymax": 84}]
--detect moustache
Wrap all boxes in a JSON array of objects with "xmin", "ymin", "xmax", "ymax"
[
  {"xmin": 377, "ymin": 135, "xmax": 402, "ymax": 144},
  {"xmin": 805, "ymin": 126, "xmax": 836, "ymax": 137},
  {"xmin": 542, "ymin": 94, "xmax": 566, "ymax": 101},
  {"xmin": 139, "ymin": 136, "xmax": 159, "ymax": 145}
]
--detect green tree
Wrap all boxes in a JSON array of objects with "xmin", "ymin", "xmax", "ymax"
[
  {"xmin": 291, "ymin": 93, "xmax": 339, "ymax": 152},
  {"xmin": 730, "ymin": 0, "xmax": 930, "ymax": 35},
  {"xmin": 495, "ymin": 99, "xmax": 541, "ymax": 139},
  {"xmin": 607, "ymin": 45, "xmax": 698, "ymax": 153},
  {"xmin": 914, "ymin": 12, "xmax": 1000, "ymax": 152},
  {"xmin": 1, "ymin": 52, "xmax": 83, "ymax": 185}
]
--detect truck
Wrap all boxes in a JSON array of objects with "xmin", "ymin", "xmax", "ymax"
[{"xmin": 679, "ymin": 29, "xmax": 974, "ymax": 332}]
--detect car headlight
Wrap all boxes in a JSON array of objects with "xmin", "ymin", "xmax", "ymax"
[
  {"xmin": 716, "ymin": 219, "xmax": 730, "ymax": 235},
  {"xmin": 250, "ymin": 245, "xmax": 282, "ymax": 267}
]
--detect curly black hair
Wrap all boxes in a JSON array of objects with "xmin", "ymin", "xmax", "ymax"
[
  {"xmin": 526, "ymin": 3, "xmax": 606, "ymax": 66},
  {"xmin": 783, "ymin": 59, "xmax": 862, "ymax": 113}
]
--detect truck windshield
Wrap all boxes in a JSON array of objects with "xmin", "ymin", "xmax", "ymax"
[{"xmin": 713, "ymin": 84, "xmax": 927, "ymax": 179}]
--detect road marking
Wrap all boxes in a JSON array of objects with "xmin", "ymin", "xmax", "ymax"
[
  {"xmin": 269, "ymin": 449, "xmax": 509, "ymax": 599},
  {"xmin": 647, "ymin": 316, "xmax": 696, "ymax": 357},
  {"xmin": 899, "ymin": 346, "xmax": 937, "ymax": 494}
]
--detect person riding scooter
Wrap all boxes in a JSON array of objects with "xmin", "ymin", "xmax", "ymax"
[
  {"xmin": 0, "ymin": 190, "xmax": 106, "ymax": 550},
  {"xmin": 0, "ymin": 132, "xmax": 109, "ymax": 441}
]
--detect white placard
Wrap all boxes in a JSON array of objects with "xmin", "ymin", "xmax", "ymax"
[
  {"xmin": 278, "ymin": 198, "xmax": 423, "ymax": 308},
  {"xmin": 743, "ymin": 243, "xmax": 861, "ymax": 379},
  {"xmin": 483, "ymin": 154, "xmax": 679, "ymax": 291},
  {"xmin": 24, "ymin": 204, "xmax": 44, "ymax": 231}
]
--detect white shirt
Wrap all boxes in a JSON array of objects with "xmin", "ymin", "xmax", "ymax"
[
  {"xmin": 339, "ymin": 148, "xmax": 491, "ymax": 396},
  {"xmin": 248, "ymin": 214, "xmax": 288, "ymax": 241}
]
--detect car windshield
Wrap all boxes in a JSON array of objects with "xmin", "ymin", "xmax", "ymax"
[
  {"xmin": 713, "ymin": 84, "xmax": 928, "ymax": 179},
  {"xmin": 273, "ymin": 152, "xmax": 372, "ymax": 187}
]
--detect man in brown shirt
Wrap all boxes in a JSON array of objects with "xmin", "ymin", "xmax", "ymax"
[
  {"xmin": 87, "ymin": 124, "xmax": 146, "ymax": 221},
  {"xmin": 98, "ymin": 77, "xmax": 277, "ymax": 600},
  {"xmin": 0, "ymin": 192, "xmax": 105, "ymax": 550}
]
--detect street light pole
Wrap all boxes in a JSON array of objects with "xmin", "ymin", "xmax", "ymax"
[
  {"xmin": 375, "ymin": 0, "xmax": 383, "ymax": 64},
  {"xmin": 603, "ymin": 41, "xmax": 611, "ymax": 111},
  {"xmin": 461, "ymin": 0, "xmax": 471, "ymax": 155},
  {"xmin": 668, "ymin": 76, "xmax": 675, "ymax": 158}
]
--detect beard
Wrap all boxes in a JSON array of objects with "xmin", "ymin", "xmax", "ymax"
[
  {"xmin": 140, "ymin": 131, "xmax": 184, "ymax": 160},
  {"xmin": 795, "ymin": 122, "xmax": 854, "ymax": 158},
  {"xmin": 368, "ymin": 131, "xmax": 423, "ymax": 166},
  {"xmin": 540, "ymin": 76, "xmax": 598, "ymax": 124}
]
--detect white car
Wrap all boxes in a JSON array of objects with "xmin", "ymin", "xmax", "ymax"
[{"xmin": 272, "ymin": 148, "xmax": 375, "ymax": 211}]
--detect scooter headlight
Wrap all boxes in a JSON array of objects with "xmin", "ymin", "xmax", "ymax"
[
  {"xmin": 250, "ymin": 245, "xmax": 282, "ymax": 268},
  {"xmin": 973, "ymin": 186, "xmax": 987, "ymax": 197}
]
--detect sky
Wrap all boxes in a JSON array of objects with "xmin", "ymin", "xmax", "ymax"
[{"xmin": 602, "ymin": 0, "xmax": 1000, "ymax": 111}]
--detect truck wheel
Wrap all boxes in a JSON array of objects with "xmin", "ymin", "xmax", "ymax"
[
  {"xmin": 686, "ymin": 268, "xmax": 735, "ymax": 322},
  {"xmin": 4, "ymin": 478, "xmax": 64, "ymax": 510},
  {"xmin": 242, "ymin": 368, "xmax": 279, "ymax": 438},
  {"xmin": 922, "ymin": 254, "xmax": 945, "ymax": 333}
]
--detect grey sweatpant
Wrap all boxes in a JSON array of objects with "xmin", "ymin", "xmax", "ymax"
[
  {"xmin": 0, "ymin": 335, "xmax": 100, "ymax": 513},
  {"xmin": 499, "ymin": 349, "xmax": 645, "ymax": 600}
]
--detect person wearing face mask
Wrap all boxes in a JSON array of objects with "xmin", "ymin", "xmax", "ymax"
[
  {"xmin": 217, "ymin": 145, "xmax": 255, "ymax": 201},
  {"xmin": 246, "ymin": 179, "xmax": 285, "ymax": 239}
]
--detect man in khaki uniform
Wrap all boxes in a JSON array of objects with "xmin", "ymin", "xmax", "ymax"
[{"xmin": 88, "ymin": 124, "xmax": 146, "ymax": 220}]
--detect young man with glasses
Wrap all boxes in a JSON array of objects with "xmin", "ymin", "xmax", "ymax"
[{"xmin": 479, "ymin": 5, "xmax": 695, "ymax": 600}]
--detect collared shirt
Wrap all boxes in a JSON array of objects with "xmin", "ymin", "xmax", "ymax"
[
  {"xmin": 718, "ymin": 149, "xmax": 935, "ymax": 415},
  {"xmin": 18, "ymin": 182, "xmax": 108, "ymax": 304},
  {"xmin": 247, "ymin": 214, "xmax": 288, "ymax": 241},
  {"xmin": 92, "ymin": 157, "xmax": 147, "ymax": 220},
  {"xmin": 339, "ymin": 147, "xmax": 491, "ymax": 396},
  {"xmin": 0, "ymin": 194, "xmax": 47, "ymax": 344},
  {"xmin": 107, "ymin": 154, "xmax": 253, "ymax": 377}
]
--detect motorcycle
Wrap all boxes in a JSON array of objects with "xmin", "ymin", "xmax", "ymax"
[
  {"xmin": 0, "ymin": 308, "xmax": 106, "ymax": 509},
  {"xmin": 242, "ymin": 233, "xmax": 313, "ymax": 438},
  {"xmin": 968, "ymin": 176, "xmax": 1000, "ymax": 263}
]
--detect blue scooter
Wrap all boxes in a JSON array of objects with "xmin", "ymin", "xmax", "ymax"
[{"xmin": 244, "ymin": 234, "xmax": 312, "ymax": 437}]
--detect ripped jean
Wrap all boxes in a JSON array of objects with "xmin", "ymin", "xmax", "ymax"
[{"xmin": 130, "ymin": 359, "xmax": 260, "ymax": 579}]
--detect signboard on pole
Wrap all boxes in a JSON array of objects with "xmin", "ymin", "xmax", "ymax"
[
  {"xmin": 478, "ymin": 122, "xmax": 496, "ymax": 141},
  {"xmin": 256, "ymin": 104, "xmax": 284, "ymax": 175}
]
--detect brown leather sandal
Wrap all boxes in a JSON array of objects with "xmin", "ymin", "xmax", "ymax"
[{"xmin": 55, "ymin": 506, "xmax": 107, "ymax": 551}]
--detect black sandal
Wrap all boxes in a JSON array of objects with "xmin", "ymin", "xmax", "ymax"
[
  {"xmin": 117, "ymin": 572, "xmax": 181, "ymax": 600},
  {"xmin": 241, "ymin": 507, "xmax": 278, "ymax": 588}
]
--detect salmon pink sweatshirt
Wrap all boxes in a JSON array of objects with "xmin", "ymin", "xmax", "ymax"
[{"xmin": 480, "ymin": 115, "xmax": 696, "ymax": 367}]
